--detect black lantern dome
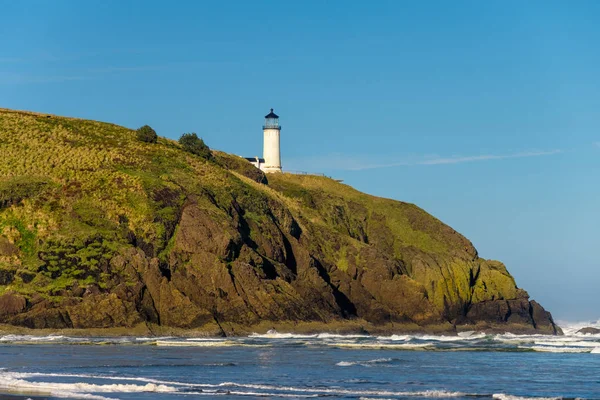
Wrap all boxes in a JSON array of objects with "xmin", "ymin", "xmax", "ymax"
[
  {"xmin": 263, "ymin": 108, "xmax": 280, "ymax": 130},
  {"xmin": 265, "ymin": 108, "xmax": 279, "ymax": 119}
]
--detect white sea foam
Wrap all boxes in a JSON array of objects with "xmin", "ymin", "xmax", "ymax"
[
  {"xmin": 493, "ymin": 334, "xmax": 571, "ymax": 345},
  {"xmin": 0, "ymin": 372, "xmax": 478, "ymax": 399},
  {"xmin": 376, "ymin": 334, "xmax": 411, "ymax": 341},
  {"xmin": 336, "ymin": 357, "xmax": 393, "ymax": 367},
  {"xmin": 248, "ymin": 332, "xmax": 318, "ymax": 339},
  {"xmin": 223, "ymin": 391, "xmax": 319, "ymax": 398},
  {"xmin": 336, "ymin": 361, "xmax": 355, "ymax": 367},
  {"xmin": 48, "ymin": 394, "xmax": 117, "ymax": 400},
  {"xmin": 0, "ymin": 335, "xmax": 132, "ymax": 345},
  {"xmin": 556, "ymin": 319, "xmax": 600, "ymax": 336},
  {"xmin": 375, "ymin": 332, "xmax": 488, "ymax": 343},
  {"xmin": 11, "ymin": 371, "xmax": 203, "ymax": 389},
  {"xmin": 134, "ymin": 336, "xmax": 173, "ymax": 341},
  {"xmin": 0, "ymin": 334, "xmax": 68, "ymax": 342},
  {"xmin": 358, "ymin": 392, "xmax": 466, "ymax": 399},
  {"xmin": 0, "ymin": 371, "xmax": 176, "ymax": 400},
  {"xmin": 534, "ymin": 340, "xmax": 600, "ymax": 348},
  {"xmin": 0, "ymin": 372, "xmax": 485, "ymax": 399},
  {"xmin": 198, "ymin": 381, "xmax": 468, "ymax": 397},
  {"xmin": 155, "ymin": 340, "xmax": 242, "ymax": 347},
  {"xmin": 417, "ymin": 333, "xmax": 487, "ymax": 342},
  {"xmin": 4, "ymin": 321, "xmax": 600, "ymax": 354},
  {"xmin": 524, "ymin": 345, "xmax": 592, "ymax": 353},
  {"xmin": 315, "ymin": 332, "xmax": 370, "ymax": 339},
  {"xmin": 12, "ymin": 373, "xmax": 322, "ymax": 397},
  {"xmin": 493, "ymin": 394, "xmax": 562, "ymax": 400},
  {"xmin": 329, "ymin": 342, "xmax": 433, "ymax": 350}
]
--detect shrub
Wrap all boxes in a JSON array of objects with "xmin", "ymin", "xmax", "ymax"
[
  {"xmin": 136, "ymin": 125, "xmax": 157, "ymax": 143},
  {"xmin": 0, "ymin": 176, "xmax": 50, "ymax": 209},
  {"xmin": 179, "ymin": 133, "xmax": 212, "ymax": 160}
]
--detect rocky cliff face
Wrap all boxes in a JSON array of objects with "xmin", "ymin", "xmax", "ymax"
[{"xmin": 0, "ymin": 109, "xmax": 559, "ymax": 335}]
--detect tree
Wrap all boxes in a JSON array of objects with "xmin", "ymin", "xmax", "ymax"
[
  {"xmin": 179, "ymin": 133, "xmax": 212, "ymax": 160},
  {"xmin": 136, "ymin": 125, "xmax": 157, "ymax": 143}
]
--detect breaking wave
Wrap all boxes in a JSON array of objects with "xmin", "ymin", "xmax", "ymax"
[
  {"xmin": 0, "ymin": 363, "xmax": 592, "ymax": 399},
  {"xmin": 0, "ymin": 370, "xmax": 473, "ymax": 399},
  {"xmin": 524, "ymin": 346, "xmax": 594, "ymax": 353},
  {"xmin": 336, "ymin": 357, "xmax": 394, "ymax": 367},
  {"xmin": 0, "ymin": 321, "xmax": 599, "ymax": 355},
  {"xmin": 492, "ymin": 394, "xmax": 563, "ymax": 400},
  {"xmin": 0, "ymin": 371, "xmax": 175, "ymax": 400}
]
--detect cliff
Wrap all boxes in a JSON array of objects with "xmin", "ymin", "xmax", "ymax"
[{"xmin": 0, "ymin": 108, "xmax": 559, "ymax": 335}]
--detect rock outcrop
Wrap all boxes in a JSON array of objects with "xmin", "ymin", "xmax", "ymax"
[
  {"xmin": 0, "ymin": 108, "xmax": 560, "ymax": 335},
  {"xmin": 577, "ymin": 327, "xmax": 600, "ymax": 335}
]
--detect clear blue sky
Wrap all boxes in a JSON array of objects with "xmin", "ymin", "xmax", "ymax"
[{"xmin": 1, "ymin": 0, "xmax": 598, "ymax": 321}]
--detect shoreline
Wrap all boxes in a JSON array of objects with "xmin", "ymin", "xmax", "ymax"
[{"xmin": 0, "ymin": 319, "xmax": 561, "ymax": 338}]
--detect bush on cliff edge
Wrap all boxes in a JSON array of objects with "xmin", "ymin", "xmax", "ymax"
[
  {"xmin": 179, "ymin": 133, "xmax": 212, "ymax": 160},
  {"xmin": 136, "ymin": 125, "xmax": 158, "ymax": 143}
]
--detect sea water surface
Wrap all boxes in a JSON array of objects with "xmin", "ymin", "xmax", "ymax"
[{"xmin": 0, "ymin": 322, "xmax": 599, "ymax": 400}]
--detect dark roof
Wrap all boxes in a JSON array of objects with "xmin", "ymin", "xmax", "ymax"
[
  {"xmin": 244, "ymin": 157, "xmax": 265, "ymax": 163},
  {"xmin": 264, "ymin": 108, "xmax": 279, "ymax": 119}
]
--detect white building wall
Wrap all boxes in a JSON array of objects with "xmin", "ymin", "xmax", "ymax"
[{"xmin": 262, "ymin": 128, "xmax": 282, "ymax": 173}]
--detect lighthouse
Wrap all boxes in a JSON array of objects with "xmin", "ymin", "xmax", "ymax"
[
  {"xmin": 243, "ymin": 108, "xmax": 283, "ymax": 173},
  {"xmin": 261, "ymin": 108, "xmax": 282, "ymax": 173}
]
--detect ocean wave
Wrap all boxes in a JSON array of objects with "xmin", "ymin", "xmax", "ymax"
[
  {"xmin": 248, "ymin": 332, "xmax": 318, "ymax": 339},
  {"xmin": 0, "ymin": 334, "xmax": 68, "ymax": 342},
  {"xmin": 170, "ymin": 390, "xmax": 320, "ymax": 397},
  {"xmin": 217, "ymin": 390, "xmax": 319, "ymax": 397},
  {"xmin": 357, "ymin": 392, "xmax": 467, "ymax": 399},
  {"xmin": 493, "ymin": 394, "xmax": 562, "ymax": 400},
  {"xmin": 376, "ymin": 334, "xmax": 411, "ymax": 341},
  {"xmin": 0, "ymin": 335, "xmax": 135, "ymax": 345},
  {"xmin": 248, "ymin": 330, "xmax": 371, "ymax": 340},
  {"xmin": 336, "ymin": 357, "xmax": 394, "ymax": 367},
  {"xmin": 417, "ymin": 333, "xmax": 488, "ymax": 342},
  {"xmin": 155, "ymin": 339, "xmax": 235, "ymax": 347},
  {"xmin": 134, "ymin": 336, "xmax": 174, "ymax": 341},
  {"xmin": 328, "ymin": 342, "xmax": 433, "ymax": 350},
  {"xmin": 0, "ymin": 372, "xmax": 466, "ymax": 398},
  {"xmin": 375, "ymin": 332, "xmax": 489, "ymax": 343},
  {"xmin": 154, "ymin": 340, "xmax": 268, "ymax": 347},
  {"xmin": 523, "ymin": 346, "xmax": 592, "ymax": 353},
  {"xmin": 556, "ymin": 319, "xmax": 600, "ymax": 336},
  {"xmin": 4, "ymin": 372, "xmax": 575, "ymax": 400},
  {"xmin": 534, "ymin": 340, "xmax": 600, "ymax": 348},
  {"xmin": 0, "ymin": 371, "xmax": 471, "ymax": 400},
  {"xmin": 315, "ymin": 332, "xmax": 371, "ymax": 339},
  {"xmin": 197, "ymin": 381, "xmax": 469, "ymax": 397},
  {"xmin": 0, "ymin": 371, "xmax": 176, "ymax": 400},
  {"xmin": 492, "ymin": 333, "xmax": 600, "ymax": 348},
  {"xmin": 2, "ymin": 325, "xmax": 600, "ymax": 353},
  {"xmin": 10, "ymin": 371, "xmax": 201, "ymax": 389}
]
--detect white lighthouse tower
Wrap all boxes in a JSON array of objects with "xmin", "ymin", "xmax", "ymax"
[{"xmin": 261, "ymin": 108, "xmax": 282, "ymax": 173}]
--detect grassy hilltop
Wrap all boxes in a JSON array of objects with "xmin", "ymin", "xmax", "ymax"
[{"xmin": 0, "ymin": 108, "xmax": 559, "ymax": 335}]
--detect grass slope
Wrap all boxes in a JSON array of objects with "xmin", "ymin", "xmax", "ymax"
[{"xmin": 0, "ymin": 108, "xmax": 252, "ymax": 296}]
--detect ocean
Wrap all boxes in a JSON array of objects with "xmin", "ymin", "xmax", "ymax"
[{"xmin": 0, "ymin": 322, "xmax": 598, "ymax": 400}]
